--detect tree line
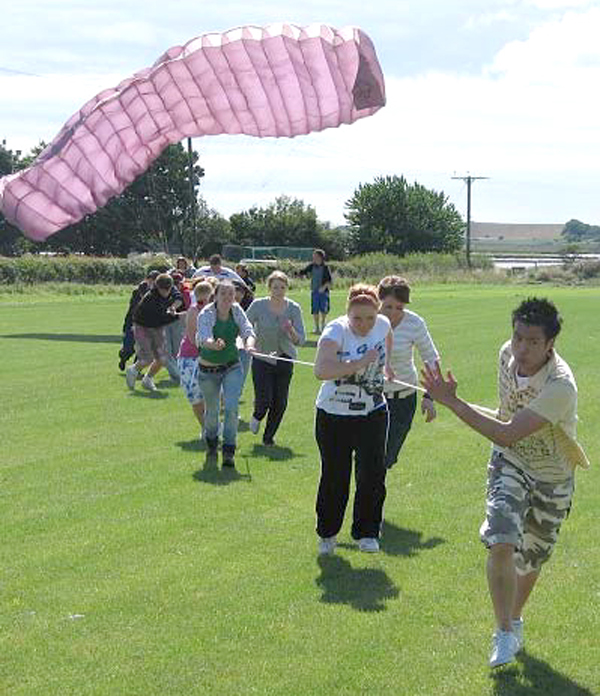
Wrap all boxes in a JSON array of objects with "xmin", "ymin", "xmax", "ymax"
[{"xmin": 1, "ymin": 139, "xmax": 465, "ymax": 259}]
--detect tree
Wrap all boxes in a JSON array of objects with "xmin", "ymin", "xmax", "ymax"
[
  {"xmin": 1, "ymin": 140, "xmax": 204, "ymax": 256},
  {"xmin": 344, "ymin": 175, "xmax": 464, "ymax": 256},
  {"xmin": 229, "ymin": 195, "xmax": 325, "ymax": 249},
  {"xmin": 562, "ymin": 219, "xmax": 600, "ymax": 240}
]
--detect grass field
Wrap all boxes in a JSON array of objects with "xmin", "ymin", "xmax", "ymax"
[{"xmin": 2, "ymin": 285, "xmax": 599, "ymax": 695}]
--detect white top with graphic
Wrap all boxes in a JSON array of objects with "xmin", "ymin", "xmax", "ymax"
[{"xmin": 315, "ymin": 314, "xmax": 391, "ymax": 416}]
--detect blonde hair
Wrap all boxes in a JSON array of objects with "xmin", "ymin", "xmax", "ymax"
[
  {"xmin": 346, "ymin": 283, "xmax": 380, "ymax": 312},
  {"xmin": 267, "ymin": 270, "xmax": 289, "ymax": 288},
  {"xmin": 193, "ymin": 281, "xmax": 213, "ymax": 301}
]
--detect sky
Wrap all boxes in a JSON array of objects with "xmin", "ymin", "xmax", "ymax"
[{"xmin": 2, "ymin": 0, "xmax": 600, "ymax": 227}]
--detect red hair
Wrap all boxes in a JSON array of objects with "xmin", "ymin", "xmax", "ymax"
[{"xmin": 346, "ymin": 283, "xmax": 380, "ymax": 312}]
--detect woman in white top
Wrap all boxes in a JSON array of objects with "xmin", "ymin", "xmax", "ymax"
[
  {"xmin": 377, "ymin": 276, "xmax": 439, "ymax": 469},
  {"xmin": 313, "ymin": 284, "xmax": 395, "ymax": 555}
]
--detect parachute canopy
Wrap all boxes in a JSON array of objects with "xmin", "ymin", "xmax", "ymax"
[{"xmin": 0, "ymin": 23, "xmax": 385, "ymax": 241}]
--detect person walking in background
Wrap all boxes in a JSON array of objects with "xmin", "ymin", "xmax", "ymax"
[
  {"xmin": 421, "ymin": 297, "xmax": 588, "ymax": 668},
  {"xmin": 118, "ymin": 269, "xmax": 160, "ymax": 371},
  {"xmin": 300, "ymin": 249, "xmax": 332, "ymax": 335},
  {"xmin": 196, "ymin": 280, "xmax": 256, "ymax": 469},
  {"xmin": 377, "ymin": 275, "xmax": 439, "ymax": 469},
  {"xmin": 313, "ymin": 284, "xmax": 394, "ymax": 556},
  {"xmin": 177, "ymin": 281, "xmax": 214, "ymax": 442},
  {"xmin": 125, "ymin": 274, "xmax": 183, "ymax": 392},
  {"xmin": 246, "ymin": 271, "xmax": 306, "ymax": 446}
]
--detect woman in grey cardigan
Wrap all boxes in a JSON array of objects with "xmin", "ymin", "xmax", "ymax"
[{"xmin": 246, "ymin": 271, "xmax": 306, "ymax": 446}]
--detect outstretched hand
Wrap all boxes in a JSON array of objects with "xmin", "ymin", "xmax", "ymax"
[{"xmin": 420, "ymin": 362, "xmax": 458, "ymax": 407}]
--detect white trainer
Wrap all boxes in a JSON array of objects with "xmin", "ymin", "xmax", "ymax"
[
  {"xmin": 318, "ymin": 536, "xmax": 337, "ymax": 555},
  {"xmin": 249, "ymin": 416, "xmax": 261, "ymax": 435},
  {"xmin": 358, "ymin": 538, "xmax": 380, "ymax": 553},
  {"xmin": 512, "ymin": 618, "xmax": 524, "ymax": 652},
  {"xmin": 489, "ymin": 630, "xmax": 519, "ymax": 668},
  {"xmin": 125, "ymin": 365, "xmax": 138, "ymax": 390},
  {"xmin": 141, "ymin": 375, "xmax": 157, "ymax": 392}
]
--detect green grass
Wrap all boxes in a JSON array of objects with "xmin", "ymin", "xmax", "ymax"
[{"xmin": 2, "ymin": 285, "xmax": 599, "ymax": 695}]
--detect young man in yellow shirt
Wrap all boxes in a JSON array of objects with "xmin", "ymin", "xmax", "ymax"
[{"xmin": 421, "ymin": 297, "xmax": 587, "ymax": 668}]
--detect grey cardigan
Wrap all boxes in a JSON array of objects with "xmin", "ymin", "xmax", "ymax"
[{"xmin": 246, "ymin": 298, "xmax": 305, "ymax": 363}]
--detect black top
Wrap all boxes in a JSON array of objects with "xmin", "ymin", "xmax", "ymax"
[{"xmin": 132, "ymin": 287, "xmax": 182, "ymax": 328}]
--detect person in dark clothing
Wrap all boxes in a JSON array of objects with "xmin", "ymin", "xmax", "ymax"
[
  {"xmin": 235, "ymin": 262, "xmax": 257, "ymax": 294},
  {"xmin": 125, "ymin": 274, "xmax": 183, "ymax": 392},
  {"xmin": 299, "ymin": 249, "xmax": 332, "ymax": 334},
  {"xmin": 118, "ymin": 270, "xmax": 160, "ymax": 371}
]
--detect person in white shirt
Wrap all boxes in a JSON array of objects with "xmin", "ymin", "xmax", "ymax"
[
  {"xmin": 421, "ymin": 297, "xmax": 588, "ymax": 669},
  {"xmin": 377, "ymin": 276, "xmax": 439, "ymax": 469},
  {"xmin": 192, "ymin": 253, "xmax": 245, "ymax": 285},
  {"xmin": 313, "ymin": 284, "xmax": 395, "ymax": 556}
]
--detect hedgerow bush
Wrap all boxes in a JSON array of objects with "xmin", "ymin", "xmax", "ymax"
[{"xmin": 0, "ymin": 251, "xmax": 494, "ymax": 286}]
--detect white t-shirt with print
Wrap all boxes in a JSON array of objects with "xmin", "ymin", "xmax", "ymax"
[{"xmin": 315, "ymin": 314, "xmax": 391, "ymax": 416}]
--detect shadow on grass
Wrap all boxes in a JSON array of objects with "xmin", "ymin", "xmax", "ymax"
[
  {"xmin": 379, "ymin": 520, "xmax": 446, "ymax": 557},
  {"xmin": 128, "ymin": 389, "xmax": 168, "ymax": 400},
  {"xmin": 491, "ymin": 650, "xmax": 595, "ymax": 695},
  {"xmin": 303, "ymin": 339, "xmax": 318, "ymax": 348},
  {"xmin": 192, "ymin": 452, "xmax": 251, "ymax": 486},
  {"xmin": 2, "ymin": 332, "xmax": 121, "ymax": 343},
  {"xmin": 251, "ymin": 443, "xmax": 301, "ymax": 461},
  {"xmin": 176, "ymin": 438, "xmax": 206, "ymax": 453},
  {"xmin": 315, "ymin": 555, "xmax": 399, "ymax": 612}
]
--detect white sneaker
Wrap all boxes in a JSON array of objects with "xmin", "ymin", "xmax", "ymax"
[
  {"xmin": 125, "ymin": 365, "xmax": 138, "ymax": 390},
  {"xmin": 141, "ymin": 375, "xmax": 157, "ymax": 392},
  {"xmin": 318, "ymin": 536, "xmax": 337, "ymax": 555},
  {"xmin": 358, "ymin": 538, "xmax": 380, "ymax": 553},
  {"xmin": 249, "ymin": 416, "xmax": 261, "ymax": 435},
  {"xmin": 512, "ymin": 618, "xmax": 524, "ymax": 652},
  {"xmin": 489, "ymin": 630, "xmax": 519, "ymax": 668}
]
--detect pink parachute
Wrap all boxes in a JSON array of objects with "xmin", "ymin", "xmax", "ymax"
[{"xmin": 0, "ymin": 24, "xmax": 385, "ymax": 241}]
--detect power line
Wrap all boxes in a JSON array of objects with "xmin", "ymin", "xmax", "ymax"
[{"xmin": 451, "ymin": 174, "xmax": 489, "ymax": 267}]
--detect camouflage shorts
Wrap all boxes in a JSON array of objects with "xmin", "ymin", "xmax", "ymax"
[{"xmin": 479, "ymin": 452, "xmax": 574, "ymax": 574}]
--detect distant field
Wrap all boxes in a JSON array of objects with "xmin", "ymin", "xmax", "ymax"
[{"xmin": 2, "ymin": 286, "xmax": 599, "ymax": 695}]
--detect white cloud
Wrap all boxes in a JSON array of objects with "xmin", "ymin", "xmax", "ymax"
[{"xmin": 4, "ymin": 5, "xmax": 600, "ymax": 225}]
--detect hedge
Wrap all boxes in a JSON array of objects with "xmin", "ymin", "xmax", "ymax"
[{"xmin": 0, "ymin": 252, "xmax": 493, "ymax": 286}]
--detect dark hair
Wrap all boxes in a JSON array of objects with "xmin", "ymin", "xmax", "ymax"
[
  {"xmin": 378, "ymin": 275, "xmax": 411, "ymax": 303},
  {"xmin": 147, "ymin": 270, "xmax": 161, "ymax": 281},
  {"xmin": 155, "ymin": 273, "xmax": 174, "ymax": 291},
  {"xmin": 512, "ymin": 297, "xmax": 562, "ymax": 340},
  {"xmin": 209, "ymin": 254, "xmax": 222, "ymax": 266}
]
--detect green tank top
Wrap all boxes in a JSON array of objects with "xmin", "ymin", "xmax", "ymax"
[{"xmin": 199, "ymin": 311, "xmax": 240, "ymax": 364}]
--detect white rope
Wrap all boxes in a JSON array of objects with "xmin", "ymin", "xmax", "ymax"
[
  {"xmin": 251, "ymin": 352, "xmax": 317, "ymax": 368},
  {"xmin": 252, "ymin": 351, "xmax": 427, "ymax": 393}
]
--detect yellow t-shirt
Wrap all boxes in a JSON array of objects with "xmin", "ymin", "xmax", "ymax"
[{"xmin": 495, "ymin": 340, "xmax": 588, "ymax": 482}]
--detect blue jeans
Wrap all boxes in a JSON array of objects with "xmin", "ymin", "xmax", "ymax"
[{"xmin": 198, "ymin": 362, "xmax": 244, "ymax": 452}]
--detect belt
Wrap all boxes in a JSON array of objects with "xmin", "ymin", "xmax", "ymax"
[
  {"xmin": 384, "ymin": 390, "xmax": 415, "ymax": 401},
  {"xmin": 199, "ymin": 360, "xmax": 239, "ymax": 374}
]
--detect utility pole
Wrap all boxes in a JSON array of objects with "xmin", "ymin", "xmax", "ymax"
[
  {"xmin": 187, "ymin": 137, "xmax": 198, "ymax": 255},
  {"xmin": 451, "ymin": 174, "xmax": 488, "ymax": 267}
]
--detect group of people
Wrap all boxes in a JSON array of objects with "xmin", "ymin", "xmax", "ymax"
[
  {"xmin": 120, "ymin": 254, "xmax": 307, "ymax": 468},
  {"xmin": 118, "ymin": 254, "xmax": 586, "ymax": 670},
  {"xmin": 313, "ymin": 282, "xmax": 585, "ymax": 670}
]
